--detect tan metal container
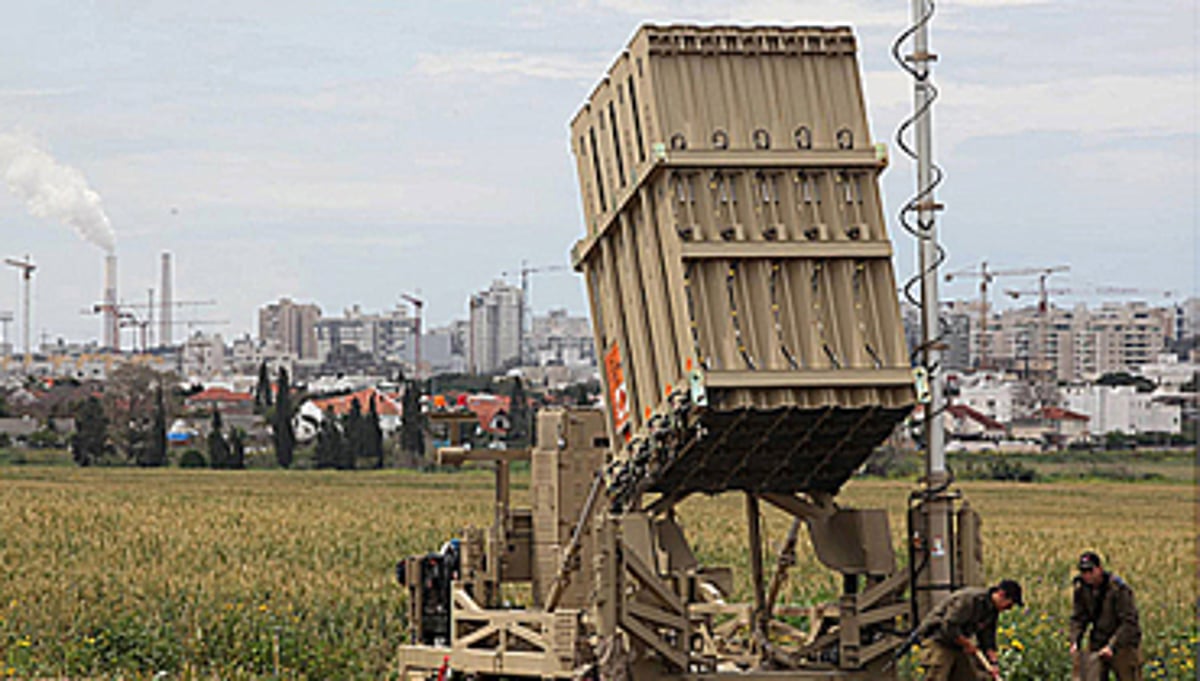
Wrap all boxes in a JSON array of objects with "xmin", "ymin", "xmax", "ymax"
[
  {"xmin": 569, "ymin": 25, "xmax": 915, "ymax": 499},
  {"xmin": 531, "ymin": 409, "xmax": 607, "ymax": 607}
]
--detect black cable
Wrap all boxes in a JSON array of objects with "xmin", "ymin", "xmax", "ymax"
[{"xmin": 893, "ymin": 0, "xmax": 952, "ymax": 395}]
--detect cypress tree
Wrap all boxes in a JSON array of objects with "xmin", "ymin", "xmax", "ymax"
[
  {"xmin": 71, "ymin": 396, "xmax": 108, "ymax": 466},
  {"xmin": 314, "ymin": 409, "xmax": 342, "ymax": 469},
  {"xmin": 400, "ymin": 380, "xmax": 425, "ymax": 464},
  {"xmin": 208, "ymin": 408, "xmax": 230, "ymax": 469},
  {"xmin": 255, "ymin": 361, "xmax": 273, "ymax": 411},
  {"xmin": 146, "ymin": 384, "xmax": 168, "ymax": 467},
  {"xmin": 369, "ymin": 394, "xmax": 385, "ymax": 469},
  {"xmin": 229, "ymin": 426, "xmax": 246, "ymax": 470},
  {"xmin": 274, "ymin": 368, "xmax": 294, "ymax": 468},
  {"xmin": 341, "ymin": 398, "xmax": 363, "ymax": 471},
  {"xmin": 506, "ymin": 376, "xmax": 530, "ymax": 447}
]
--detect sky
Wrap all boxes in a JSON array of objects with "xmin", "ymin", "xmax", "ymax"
[{"xmin": 0, "ymin": 0, "xmax": 1195, "ymax": 347}]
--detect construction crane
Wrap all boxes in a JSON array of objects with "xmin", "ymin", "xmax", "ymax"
[
  {"xmin": 86, "ymin": 298, "xmax": 218, "ymax": 352},
  {"xmin": 944, "ymin": 262, "xmax": 1069, "ymax": 370},
  {"xmin": 82, "ymin": 304, "xmax": 227, "ymax": 353},
  {"xmin": 4, "ymin": 255, "xmax": 36, "ymax": 361},
  {"xmin": 500, "ymin": 261, "xmax": 567, "ymax": 365},
  {"xmin": 1005, "ymin": 285, "xmax": 1179, "ymax": 302},
  {"xmin": 400, "ymin": 293, "xmax": 424, "ymax": 379}
]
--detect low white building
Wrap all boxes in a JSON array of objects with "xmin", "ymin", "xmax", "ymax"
[
  {"xmin": 1063, "ymin": 384, "xmax": 1182, "ymax": 435},
  {"xmin": 1137, "ymin": 353, "xmax": 1198, "ymax": 390},
  {"xmin": 953, "ymin": 371, "xmax": 1016, "ymax": 424}
]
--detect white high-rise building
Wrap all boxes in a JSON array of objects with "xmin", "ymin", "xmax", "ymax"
[{"xmin": 469, "ymin": 280, "xmax": 522, "ymax": 374}]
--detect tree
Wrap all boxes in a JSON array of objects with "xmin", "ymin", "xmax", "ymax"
[
  {"xmin": 400, "ymin": 379, "xmax": 425, "ymax": 463},
  {"xmin": 71, "ymin": 396, "xmax": 108, "ymax": 466},
  {"xmin": 314, "ymin": 409, "xmax": 344, "ymax": 470},
  {"xmin": 142, "ymin": 385, "xmax": 169, "ymax": 467},
  {"xmin": 208, "ymin": 408, "xmax": 231, "ymax": 469},
  {"xmin": 273, "ymin": 367, "xmax": 295, "ymax": 468},
  {"xmin": 369, "ymin": 395, "xmax": 385, "ymax": 469},
  {"xmin": 254, "ymin": 361, "xmax": 273, "ymax": 412},
  {"xmin": 340, "ymin": 398, "xmax": 363, "ymax": 471},
  {"xmin": 1096, "ymin": 371, "xmax": 1156, "ymax": 393},
  {"xmin": 506, "ymin": 376, "xmax": 531, "ymax": 447},
  {"xmin": 228, "ymin": 426, "xmax": 246, "ymax": 470},
  {"xmin": 104, "ymin": 364, "xmax": 175, "ymax": 463}
]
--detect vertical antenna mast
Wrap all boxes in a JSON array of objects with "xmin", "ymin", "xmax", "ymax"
[
  {"xmin": 896, "ymin": 0, "xmax": 953, "ymax": 613},
  {"xmin": 911, "ymin": 0, "xmax": 945, "ymax": 488}
]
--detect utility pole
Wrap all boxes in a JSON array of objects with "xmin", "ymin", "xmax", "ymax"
[{"xmin": 4, "ymin": 256, "xmax": 36, "ymax": 363}]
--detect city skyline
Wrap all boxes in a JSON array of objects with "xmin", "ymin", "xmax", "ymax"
[{"xmin": 0, "ymin": 1, "xmax": 1194, "ymax": 345}]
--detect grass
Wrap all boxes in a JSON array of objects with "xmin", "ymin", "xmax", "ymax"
[{"xmin": 0, "ymin": 465, "xmax": 1194, "ymax": 679}]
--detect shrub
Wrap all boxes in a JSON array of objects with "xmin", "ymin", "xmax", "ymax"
[
  {"xmin": 859, "ymin": 447, "xmax": 920, "ymax": 478},
  {"xmin": 958, "ymin": 455, "xmax": 1038, "ymax": 482},
  {"xmin": 178, "ymin": 449, "xmax": 207, "ymax": 469}
]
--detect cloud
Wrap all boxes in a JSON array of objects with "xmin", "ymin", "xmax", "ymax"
[
  {"xmin": 940, "ymin": 74, "xmax": 1192, "ymax": 148},
  {"xmin": 939, "ymin": 0, "xmax": 1052, "ymax": 6},
  {"xmin": 0, "ymin": 87, "xmax": 82, "ymax": 99},
  {"xmin": 554, "ymin": 0, "xmax": 907, "ymax": 27},
  {"xmin": 863, "ymin": 72, "xmax": 1193, "ymax": 153},
  {"xmin": 413, "ymin": 52, "xmax": 604, "ymax": 81}
]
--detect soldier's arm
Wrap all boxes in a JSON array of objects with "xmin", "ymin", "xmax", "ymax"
[
  {"xmin": 942, "ymin": 596, "xmax": 973, "ymax": 649},
  {"xmin": 1108, "ymin": 584, "xmax": 1140, "ymax": 650},
  {"xmin": 978, "ymin": 617, "xmax": 997, "ymax": 655},
  {"xmin": 1068, "ymin": 584, "xmax": 1087, "ymax": 646}
]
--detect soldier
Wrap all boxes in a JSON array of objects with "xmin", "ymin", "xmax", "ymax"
[
  {"xmin": 1070, "ymin": 551, "xmax": 1142, "ymax": 681},
  {"xmin": 914, "ymin": 579, "xmax": 1023, "ymax": 681}
]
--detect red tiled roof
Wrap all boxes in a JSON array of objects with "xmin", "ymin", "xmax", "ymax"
[
  {"xmin": 1037, "ymin": 406, "xmax": 1089, "ymax": 422},
  {"xmin": 465, "ymin": 394, "xmax": 510, "ymax": 434},
  {"xmin": 310, "ymin": 387, "xmax": 401, "ymax": 417},
  {"xmin": 946, "ymin": 404, "xmax": 1005, "ymax": 430},
  {"xmin": 186, "ymin": 387, "xmax": 254, "ymax": 404}
]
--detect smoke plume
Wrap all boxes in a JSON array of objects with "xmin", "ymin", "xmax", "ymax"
[{"xmin": 0, "ymin": 132, "xmax": 116, "ymax": 253}]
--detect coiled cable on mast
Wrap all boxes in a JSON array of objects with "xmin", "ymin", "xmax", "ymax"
[{"xmin": 892, "ymin": 0, "xmax": 951, "ymax": 385}]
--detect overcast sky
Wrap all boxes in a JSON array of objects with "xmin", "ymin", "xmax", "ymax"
[{"xmin": 0, "ymin": 0, "xmax": 1194, "ymax": 346}]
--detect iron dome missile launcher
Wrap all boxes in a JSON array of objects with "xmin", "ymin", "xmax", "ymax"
[{"xmin": 397, "ymin": 24, "xmax": 982, "ymax": 680}]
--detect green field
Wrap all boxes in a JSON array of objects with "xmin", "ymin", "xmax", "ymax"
[{"xmin": 0, "ymin": 465, "xmax": 1194, "ymax": 679}]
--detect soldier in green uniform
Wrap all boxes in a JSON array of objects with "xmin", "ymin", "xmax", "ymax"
[
  {"xmin": 1070, "ymin": 551, "xmax": 1142, "ymax": 681},
  {"xmin": 913, "ymin": 579, "xmax": 1023, "ymax": 681}
]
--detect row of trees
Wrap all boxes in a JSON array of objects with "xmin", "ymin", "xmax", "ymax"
[
  {"xmin": 61, "ymin": 361, "xmax": 596, "ymax": 469},
  {"xmin": 313, "ymin": 396, "xmax": 385, "ymax": 470}
]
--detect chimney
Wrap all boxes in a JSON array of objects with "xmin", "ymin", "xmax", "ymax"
[
  {"xmin": 160, "ymin": 252, "xmax": 172, "ymax": 347},
  {"xmin": 103, "ymin": 254, "xmax": 118, "ymax": 350}
]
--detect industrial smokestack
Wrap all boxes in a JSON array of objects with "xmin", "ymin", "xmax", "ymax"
[
  {"xmin": 160, "ymin": 252, "xmax": 172, "ymax": 348},
  {"xmin": 103, "ymin": 254, "xmax": 117, "ymax": 351}
]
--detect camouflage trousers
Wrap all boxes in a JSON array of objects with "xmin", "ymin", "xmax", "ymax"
[
  {"xmin": 919, "ymin": 640, "xmax": 990, "ymax": 681},
  {"xmin": 1073, "ymin": 647, "xmax": 1143, "ymax": 681}
]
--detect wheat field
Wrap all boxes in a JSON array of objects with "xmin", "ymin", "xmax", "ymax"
[{"xmin": 0, "ymin": 466, "xmax": 1193, "ymax": 679}]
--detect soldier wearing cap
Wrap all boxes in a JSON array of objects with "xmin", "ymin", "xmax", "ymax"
[
  {"xmin": 1070, "ymin": 551, "xmax": 1142, "ymax": 681},
  {"xmin": 914, "ymin": 579, "xmax": 1023, "ymax": 681}
]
